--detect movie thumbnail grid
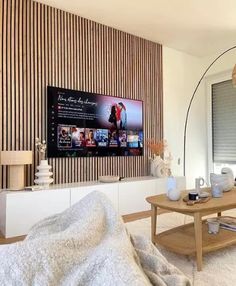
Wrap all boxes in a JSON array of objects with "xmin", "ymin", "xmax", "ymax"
[{"xmin": 57, "ymin": 126, "xmax": 143, "ymax": 149}]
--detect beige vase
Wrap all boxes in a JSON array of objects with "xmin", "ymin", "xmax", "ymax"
[
  {"xmin": 150, "ymin": 155, "xmax": 168, "ymax": 178},
  {"xmin": 34, "ymin": 160, "xmax": 53, "ymax": 187}
]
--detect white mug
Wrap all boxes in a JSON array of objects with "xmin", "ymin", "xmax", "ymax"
[{"xmin": 195, "ymin": 177, "xmax": 205, "ymax": 193}]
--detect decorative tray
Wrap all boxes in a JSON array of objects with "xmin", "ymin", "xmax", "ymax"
[{"xmin": 183, "ymin": 195, "xmax": 211, "ymax": 206}]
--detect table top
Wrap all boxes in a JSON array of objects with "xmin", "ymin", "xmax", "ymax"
[{"xmin": 146, "ymin": 187, "xmax": 236, "ymax": 213}]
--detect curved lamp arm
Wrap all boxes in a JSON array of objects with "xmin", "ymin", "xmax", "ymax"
[{"xmin": 183, "ymin": 45, "xmax": 236, "ymax": 176}]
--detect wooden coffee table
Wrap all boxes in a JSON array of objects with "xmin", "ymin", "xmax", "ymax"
[{"xmin": 146, "ymin": 188, "xmax": 236, "ymax": 271}]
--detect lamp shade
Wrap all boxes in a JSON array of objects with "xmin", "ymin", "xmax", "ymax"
[
  {"xmin": 0, "ymin": 151, "xmax": 33, "ymax": 190},
  {"xmin": 0, "ymin": 151, "xmax": 32, "ymax": 165}
]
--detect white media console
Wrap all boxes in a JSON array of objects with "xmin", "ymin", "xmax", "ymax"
[{"xmin": 0, "ymin": 176, "xmax": 185, "ymax": 238}]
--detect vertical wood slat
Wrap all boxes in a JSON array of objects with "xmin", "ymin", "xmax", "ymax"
[{"xmin": 0, "ymin": 0, "xmax": 163, "ymax": 188}]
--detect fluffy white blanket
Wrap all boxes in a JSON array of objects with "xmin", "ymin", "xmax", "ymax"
[{"xmin": 0, "ymin": 192, "xmax": 191, "ymax": 286}]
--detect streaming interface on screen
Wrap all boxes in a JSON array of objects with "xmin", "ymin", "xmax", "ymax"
[{"xmin": 47, "ymin": 86, "xmax": 143, "ymax": 157}]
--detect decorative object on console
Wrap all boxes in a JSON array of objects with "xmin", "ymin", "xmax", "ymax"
[
  {"xmin": 147, "ymin": 139, "xmax": 172, "ymax": 177},
  {"xmin": 166, "ymin": 176, "xmax": 181, "ymax": 201},
  {"xmin": 0, "ymin": 151, "xmax": 32, "ymax": 190},
  {"xmin": 34, "ymin": 138, "xmax": 53, "ymax": 187},
  {"xmin": 98, "ymin": 176, "xmax": 121, "ymax": 183},
  {"xmin": 210, "ymin": 172, "xmax": 234, "ymax": 192},
  {"xmin": 34, "ymin": 160, "xmax": 53, "ymax": 187},
  {"xmin": 25, "ymin": 186, "xmax": 43, "ymax": 191},
  {"xmin": 183, "ymin": 45, "xmax": 236, "ymax": 176},
  {"xmin": 35, "ymin": 138, "xmax": 47, "ymax": 160}
]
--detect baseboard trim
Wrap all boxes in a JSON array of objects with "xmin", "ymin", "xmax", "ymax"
[
  {"xmin": 122, "ymin": 208, "xmax": 170, "ymax": 223},
  {"xmin": 0, "ymin": 234, "xmax": 26, "ymax": 244}
]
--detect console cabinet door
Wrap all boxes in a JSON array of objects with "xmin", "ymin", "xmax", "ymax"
[
  {"xmin": 5, "ymin": 189, "xmax": 70, "ymax": 238},
  {"xmin": 70, "ymin": 184, "xmax": 119, "ymax": 211}
]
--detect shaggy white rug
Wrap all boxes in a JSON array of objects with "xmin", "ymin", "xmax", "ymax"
[{"xmin": 126, "ymin": 209, "xmax": 236, "ymax": 286}]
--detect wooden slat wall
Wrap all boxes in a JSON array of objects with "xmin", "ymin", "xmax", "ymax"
[{"xmin": 0, "ymin": 0, "xmax": 163, "ymax": 188}]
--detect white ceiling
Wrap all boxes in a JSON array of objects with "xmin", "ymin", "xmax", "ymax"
[{"xmin": 37, "ymin": 0, "xmax": 236, "ymax": 57}]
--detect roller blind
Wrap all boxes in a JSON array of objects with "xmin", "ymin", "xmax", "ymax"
[{"xmin": 212, "ymin": 80, "xmax": 236, "ymax": 163}]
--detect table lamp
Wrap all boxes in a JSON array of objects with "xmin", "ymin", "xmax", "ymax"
[{"xmin": 0, "ymin": 151, "xmax": 33, "ymax": 190}]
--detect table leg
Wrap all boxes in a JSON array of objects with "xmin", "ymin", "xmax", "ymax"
[
  {"xmin": 151, "ymin": 205, "xmax": 157, "ymax": 244},
  {"xmin": 194, "ymin": 212, "xmax": 203, "ymax": 271}
]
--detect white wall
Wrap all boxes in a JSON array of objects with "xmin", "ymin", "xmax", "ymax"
[
  {"xmin": 163, "ymin": 47, "xmax": 208, "ymax": 188},
  {"xmin": 163, "ymin": 46, "xmax": 236, "ymax": 188},
  {"xmin": 202, "ymin": 50, "xmax": 236, "ymax": 76},
  {"xmin": 202, "ymin": 49, "xmax": 236, "ymax": 178}
]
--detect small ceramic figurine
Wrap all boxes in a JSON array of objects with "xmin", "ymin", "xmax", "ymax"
[
  {"xmin": 210, "ymin": 167, "xmax": 234, "ymax": 192},
  {"xmin": 221, "ymin": 167, "xmax": 235, "ymax": 184}
]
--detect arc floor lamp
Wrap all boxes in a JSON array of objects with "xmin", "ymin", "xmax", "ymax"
[{"xmin": 183, "ymin": 45, "xmax": 236, "ymax": 176}]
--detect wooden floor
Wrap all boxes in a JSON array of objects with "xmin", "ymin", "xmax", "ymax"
[
  {"xmin": 122, "ymin": 210, "xmax": 152, "ymax": 223},
  {"xmin": 0, "ymin": 209, "xmax": 169, "ymax": 244},
  {"xmin": 0, "ymin": 234, "xmax": 26, "ymax": 244}
]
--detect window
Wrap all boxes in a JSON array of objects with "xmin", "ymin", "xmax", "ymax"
[{"xmin": 212, "ymin": 79, "xmax": 236, "ymax": 163}]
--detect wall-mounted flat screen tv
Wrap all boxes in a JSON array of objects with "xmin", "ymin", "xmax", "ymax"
[{"xmin": 47, "ymin": 86, "xmax": 143, "ymax": 158}]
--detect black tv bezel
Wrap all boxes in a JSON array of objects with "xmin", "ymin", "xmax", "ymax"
[{"xmin": 47, "ymin": 86, "xmax": 144, "ymax": 158}]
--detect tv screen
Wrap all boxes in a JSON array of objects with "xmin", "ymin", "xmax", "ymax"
[{"xmin": 47, "ymin": 86, "xmax": 143, "ymax": 158}]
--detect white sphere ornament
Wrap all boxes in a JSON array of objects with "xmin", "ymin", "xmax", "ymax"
[{"xmin": 34, "ymin": 160, "xmax": 53, "ymax": 187}]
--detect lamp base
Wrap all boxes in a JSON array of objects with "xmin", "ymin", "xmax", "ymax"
[{"xmin": 8, "ymin": 165, "xmax": 25, "ymax": 190}]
